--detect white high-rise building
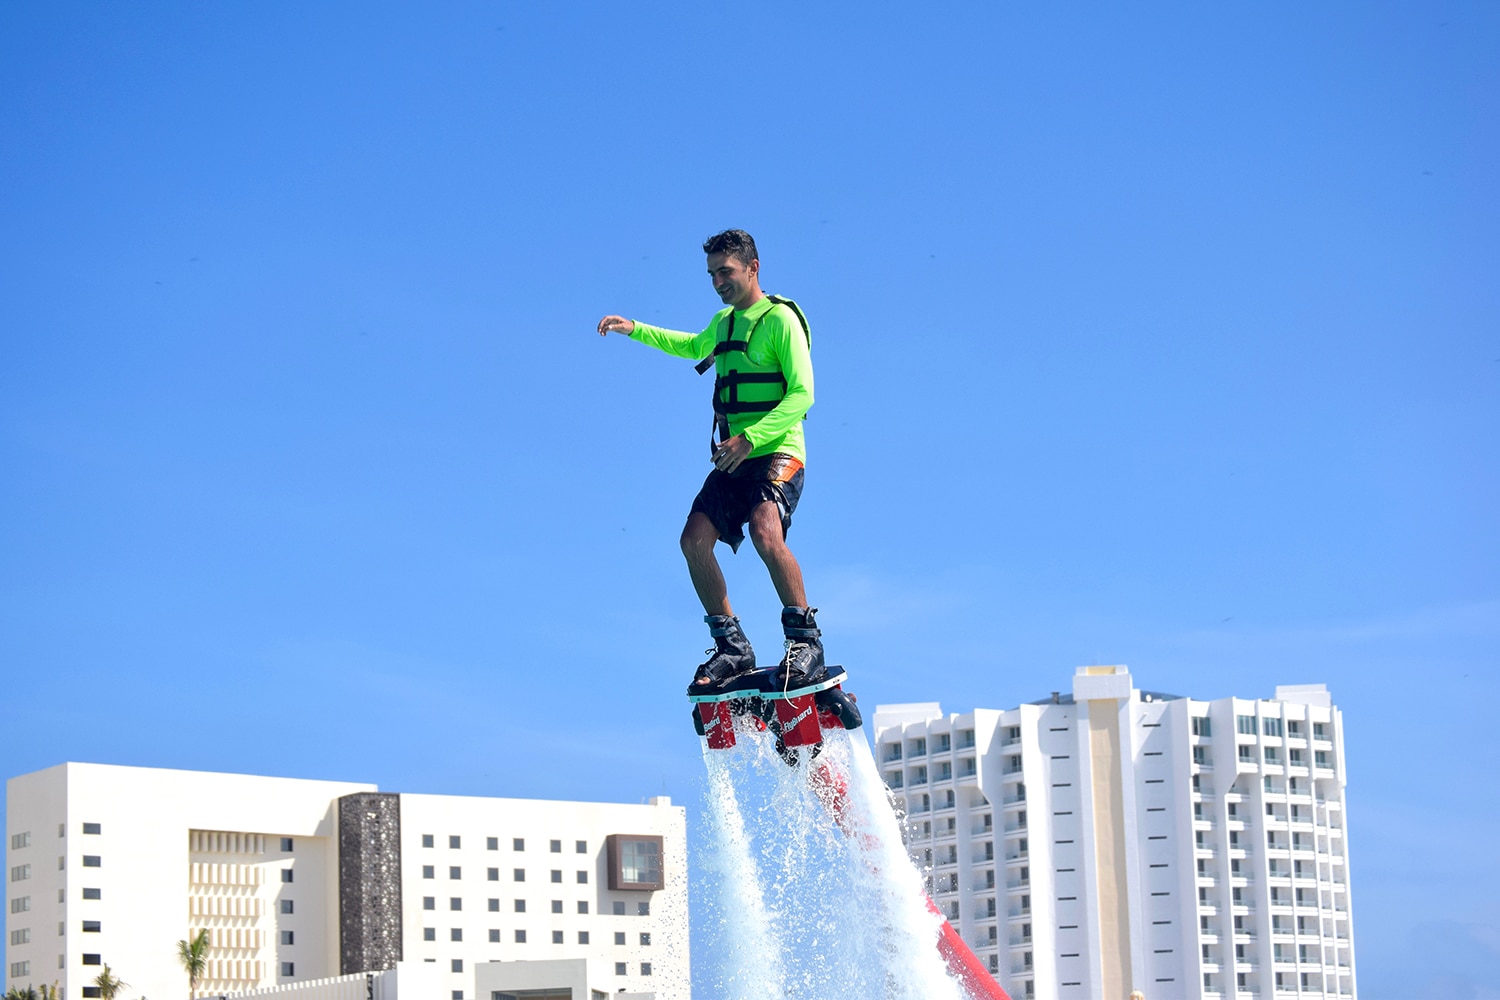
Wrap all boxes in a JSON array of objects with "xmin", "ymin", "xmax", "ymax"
[
  {"xmin": 873, "ymin": 666, "xmax": 1356, "ymax": 1000},
  {"xmin": 4, "ymin": 763, "xmax": 687, "ymax": 1000}
]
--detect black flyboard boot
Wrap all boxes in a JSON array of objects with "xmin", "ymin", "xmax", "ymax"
[
  {"xmin": 774, "ymin": 605, "xmax": 828, "ymax": 690},
  {"xmin": 687, "ymin": 614, "xmax": 758, "ymax": 695}
]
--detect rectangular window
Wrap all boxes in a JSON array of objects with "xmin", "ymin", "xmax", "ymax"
[
  {"xmin": 451, "ymin": 928, "xmax": 462, "ymax": 942},
  {"xmin": 488, "ymin": 898, "xmax": 499, "ymax": 912},
  {"xmin": 423, "ymin": 927, "xmax": 436, "ymax": 941},
  {"xmin": 1239, "ymin": 745, "xmax": 1254, "ymax": 762},
  {"xmin": 489, "ymin": 929, "xmax": 500, "ymax": 943},
  {"xmin": 551, "ymin": 869, "xmax": 563, "ymax": 883},
  {"xmin": 1313, "ymin": 722, "xmax": 1327, "ymax": 739},
  {"xmin": 514, "ymin": 869, "xmax": 526, "ymax": 881},
  {"xmin": 450, "ymin": 866, "xmax": 462, "ymax": 880},
  {"xmin": 10, "ymin": 962, "xmax": 31, "ymax": 978},
  {"xmin": 515, "ymin": 899, "xmax": 526, "ymax": 912},
  {"xmin": 615, "ymin": 963, "xmax": 627, "ymax": 976},
  {"xmin": 487, "ymin": 837, "xmax": 499, "ymax": 850},
  {"xmin": 423, "ymin": 865, "xmax": 436, "ymax": 879},
  {"xmin": 83, "ymin": 954, "xmax": 102, "ymax": 965},
  {"xmin": 577, "ymin": 840, "xmax": 588, "ymax": 853},
  {"xmin": 1192, "ymin": 716, "xmax": 1211, "ymax": 737},
  {"xmin": 281, "ymin": 868, "xmax": 294, "ymax": 883},
  {"xmin": 81, "ymin": 888, "xmax": 99, "ymax": 901},
  {"xmin": 281, "ymin": 899, "xmax": 294, "ymax": 914},
  {"xmin": 9, "ymin": 833, "xmax": 29, "ymax": 849},
  {"xmin": 82, "ymin": 823, "xmax": 101, "ymax": 835},
  {"xmin": 423, "ymin": 897, "xmax": 436, "ymax": 910},
  {"xmin": 449, "ymin": 836, "xmax": 461, "ymax": 849},
  {"xmin": 579, "ymin": 931, "xmax": 590, "ymax": 944},
  {"xmin": 450, "ymin": 897, "xmax": 462, "ymax": 911},
  {"xmin": 615, "ymin": 931, "xmax": 627, "ymax": 945},
  {"xmin": 11, "ymin": 929, "xmax": 31, "ymax": 944},
  {"xmin": 514, "ymin": 929, "xmax": 527, "ymax": 943},
  {"xmin": 280, "ymin": 837, "xmax": 294, "ymax": 851},
  {"xmin": 639, "ymin": 901, "xmax": 650, "ymax": 916},
  {"xmin": 1192, "ymin": 746, "xmax": 1208, "ymax": 765},
  {"xmin": 423, "ymin": 834, "xmax": 435, "ymax": 848},
  {"xmin": 607, "ymin": 834, "xmax": 664, "ymax": 891},
  {"xmin": 1264, "ymin": 717, "xmax": 1284, "ymax": 737},
  {"xmin": 84, "ymin": 855, "xmax": 103, "ymax": 868},
  {"xmin": 1264, "ymin": 747, "xmax": 1281, "ymax": 764},
  {"xmin": 281, "ymin": 930, "xmax": 295, "ymax": 945},
  {"xmin": 613, "ymin": 902, "xmax": 626, "ymax": 915},
  {"xmin": 513, "ymin": 838, "xmax": 525, "ymax": 851},
  {"xmin": 641, "ymin": 963, "xmax": 653, "ymax": 976},
  {"xmin": 552, "ymin": 930, "xmax": 564, "ymax": 943},
  {"xmin": 1315, "ymin": 750, "xmax": 1330, "ymax": 767},
  {"xmin": 1237, "ymin": 715, "xmax": 1256, "ymax": 735},
  {"xmin": 11, "ymin": 865, "xmax": 30, "ymax": 882},
  {"xmin": 577, "ymin": 870, "xmax": 588, "ymax": 884},
  {"xmin": 82, "ymin": 920, "xmax": 101, "ymax": 932},
  {"xmin": 640, "ymin": 932, "xmax": 652, "ymax": 946},
  {"xmin": 488, "ymin": 867, "xmax": 499, "ymax": 881},
  {"xmin": 551, "ymin": 840, "xmax": 562, "ymax": 853},
  {"xmin": 578, "ymin": 901, "xmax": 589, "ymax": 914},
  {"xmin": 282, "ymin": 962, "xmax": 295, "ymax": 977}
]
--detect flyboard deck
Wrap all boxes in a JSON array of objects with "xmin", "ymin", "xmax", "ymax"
[{"xmin": 688, "ymin": 666, "xmax": 861, "ymax": 756}]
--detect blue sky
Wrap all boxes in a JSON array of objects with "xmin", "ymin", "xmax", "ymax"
[{"xmin": 2, "ymin": 3, "xmax": 1496, "ymax": 996}]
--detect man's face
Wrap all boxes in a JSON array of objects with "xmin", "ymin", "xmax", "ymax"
[{"xmin": 707, "ymin": 252, "xmax": 758, "ymax": 309}]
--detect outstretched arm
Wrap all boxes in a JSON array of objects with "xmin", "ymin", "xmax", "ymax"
[{"xmin": 597, "ymin": 315, "xmax": 636, "ymax": 336}]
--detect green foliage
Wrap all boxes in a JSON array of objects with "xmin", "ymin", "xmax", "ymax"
[
  {"xmin": 92, "ymin": 965, "xmax": 127, "ymax": 1000},
  {"xmin": 176, "ymin": 927, "xmax": 211, "ymax": 992}
]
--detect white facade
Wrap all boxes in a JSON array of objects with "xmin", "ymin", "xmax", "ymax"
[
  {"xmin": 873, "ymin": 667, "xmax": 1356, "ymax": 1000},
  {"xmin": 5, "ymin": 763, "xmax": 687, "ymax": 1000}
]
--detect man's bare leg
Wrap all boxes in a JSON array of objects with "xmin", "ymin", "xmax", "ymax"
[
  {"xmin": 747, "ymin": 501, "xmax": 808, "ymax": 608},
  {"xmin": 680, "ymin": 511, "xmax": 733, "ymax": 616}
]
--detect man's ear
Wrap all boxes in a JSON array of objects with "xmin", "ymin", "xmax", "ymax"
[{"xmin": 748, "ymin": 259, "xmax": 760, "ymax": 278}]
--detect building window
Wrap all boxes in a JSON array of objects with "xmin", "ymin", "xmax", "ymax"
[
  {"xmin": 281, "ymin": 962, "xmax": 295, "ymax": 977},
  {"xmin": 1313, "ymin": 722, "xmax": 1327, "ymax": 739},
  {"xmin": 452, "ymin": 993, "xmax": 463, "ymax": 1000},
  {"xmin": 451, "ymin": 959, "xmax": 464, "ymax": 974},
  {"xmin": 450, "ymin": 836, "xmax": 461, "ymax": 849},
  {"xmin": 281, "ymin": 930, "xmax": 294, "ymax": 945},
  {"xmin": 280, "ymin": 837, "xmax": 294, "ymax": 851},
  {"xmin": 514, "ymin": 869, "xmax": 526, "ymax": 882},
  {"xmin": 83, "ymin": 954, "xmax": 102, "ymax": 965},
  {"xmin": 1192, "ymin": 716, "xmax": 1211, "ymax": 737},
  {"xmin": 81, "ymin": 888, "xmax": 99, "ymax": 901},
  {"xmin": 1237, "ymin": 715, "xmax": 1256, "ymax": 735},
  {"xmin": 1263, "ymin": 717, "xmax": 1284, "ymax": 737},
  {"xmin": 515, "ymin": 899, "xmax": 526, "ymax": 912},
  {"xmin": 424, "ymin": 897, "xmax": 436, "ymax": 910},
  {"xmin": 450, "ymin": 867, "xmax": 462, "ymax": 880},
  {"xmin": 514, "ymin": 930, "xmax": 527, "ymax": 943},
  {"xmin": 423, "ymin": 928, "xmax": 436, "ymax": 941},
  {"xmin": 488, "ymin": 868, "xmax": 499, "ymax": 881},
  {"xmin": 607, "ymin": 835, "xmax": 664, "ymax": 891},
  {"xmin": 577, "ymin": 840, "xmax": 588, "ymax": 853},
  {"xmin": 579, "ymin": 931, "xmax": 590, "ymax": 944},
  {"xmin": 552, "ymin": 930, "xmax": 564, "ymax": 943},
  {"xmin": 450, "ymin": 898, "xmax": 462, "ymax": 911},
  {"xmin": 1315, "ymin": 750, "xmax": 1330, "ymax": 767},
  {"xmin": 11, "ymin": 929, "xmax": 30, "ymax": 944},
  {"xmin": 612, "ymin": 902, "xmax": 626, "ymax": 915},
  {"xmin": 423, "ymin": 834, "xmax": 435, "ymax": 848},
  {"xmin": 639, "ymin": 902, "xmax": 650, "ymax": 916},
  {"xmin": 423, "ymin": 865, "xmax": 436, "ymax": 879},
  {"xmin": 451, "ymin": 928, "xmax": 462, "ymax": 942},
  {"xmin": 551, "ymin": 840, "xmax": 562, "ymax": 853},
  {"xmin": 615, "ymin": 932, "xmax": 626, "ymax": 945},
  {"xmin": 11, "ymin": 865, "xmax": 30, "ymax": 882},
  {"xmin": 281, "ymin": 868, "xmax": 294, "ymax": 883},
  {"xmin": 82, "ymin": 856, "xmax": 101, "ymax": 868},
  {"xmin": 640, "ymin": 932, "xmax": 651, "ymax": 946},
  {"xmin": 552, "ymin": 900, "xmax": 563, "ymax": 913},
  {"xmin": 9, "ymin": 833, "xmax": 29, "ymax": 849},
  {"xmin": 10, "ymin": 963, "xmax": 32, "ymax": 979},
  {"xmin": 281, "ymin": 900, "xmax": 294, "ymax": 914},
  {"xmin": 641, "ymin": 963, "xmax": 653, "ymax": 976},
  {"xmin": 488, "ymin": 898, "xmax": 499, "ymax": 912},
  {"xmin": 578, "ymin": 901, "xmax": 589, "ymax": 914},
  {"xmin": 615, "ymin": 963, "xmax": 627, "ymax": 976},
  {"xmin": 82, "ymin": 823, "xmax": 101, "ymax": 835},
  {"xmin": 513, "ymin": 838, "xmax": 525, "ymax": 851},
  {"xmin": 487, "ymin": 837, "xmax": 499, "ymax": 850},
  {"xmin": 489, "ymin": 929, "xmax": 500, "ymax": 942},
  {"xmin": 551, "ymin": 870, "xmax": 563, "ymax": 883}
]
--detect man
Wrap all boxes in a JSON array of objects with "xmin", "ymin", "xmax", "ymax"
[{"xmin": 597, "ymin": 229, "xmax": 829, "ymax": 694}]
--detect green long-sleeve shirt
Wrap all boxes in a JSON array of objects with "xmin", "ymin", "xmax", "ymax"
[{"xmin": 630, "ymin": 295, "xmax": 813, "ymax": 462}]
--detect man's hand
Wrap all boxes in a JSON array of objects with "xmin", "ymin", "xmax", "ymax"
[
  {"xmin": 597, "ymin": 315, "xmax": 635, "ymax": 336},
  {"xmin": 711, "ymin": 434, "xmax": 753, "ymax": 474}
]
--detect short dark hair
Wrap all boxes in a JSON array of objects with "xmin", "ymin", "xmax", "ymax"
[{"xmin": 702, "ymin": 229, "xmax": 758, "ymax": 266}]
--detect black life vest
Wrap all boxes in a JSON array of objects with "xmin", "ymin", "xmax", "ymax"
[{"xmin": 693, "ymin": 295, "xmax": 811, "ymax": 450}]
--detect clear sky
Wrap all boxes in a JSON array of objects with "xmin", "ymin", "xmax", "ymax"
[{"xmin": 2, "ymin": 3, "xmax": 1496, "ymax": 996}]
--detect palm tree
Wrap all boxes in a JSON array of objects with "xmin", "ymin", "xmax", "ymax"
[
  {"xmin": 4, "ymin": 986, "xmax": 40, "ymax": 1000},
  {"xmin": 176, "ymin": 928, "xmax": 210, "ymax": 995},
  {"xmin": 92, "ymin": 965, "xmax": 126, "ymax": 1000},
  {"xmin": 39, "ymin": 986, "xmax": 60, "ymax": 1000}
]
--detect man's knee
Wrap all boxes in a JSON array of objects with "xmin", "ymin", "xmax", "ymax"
[
  {"xmin": 681, "ymin": 514, "xmax": 718, "ymax": 559},
  {"xmin": 747, "ymin": 506, "xmax": 785, "ymax": 554}
]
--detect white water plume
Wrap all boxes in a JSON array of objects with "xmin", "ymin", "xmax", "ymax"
[{"xmin": 696, "ymin": 725, "xmax": 967, "ymax": 999}]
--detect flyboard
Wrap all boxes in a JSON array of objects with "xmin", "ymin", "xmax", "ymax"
[{"xmin": 690, "ymin": 669, "xmax": 1011, "ymax": 1000}]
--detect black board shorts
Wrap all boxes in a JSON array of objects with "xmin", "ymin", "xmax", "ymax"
[{"xmin": 690, "ymin": 453, "xmax": 805, "ymax": 553}]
